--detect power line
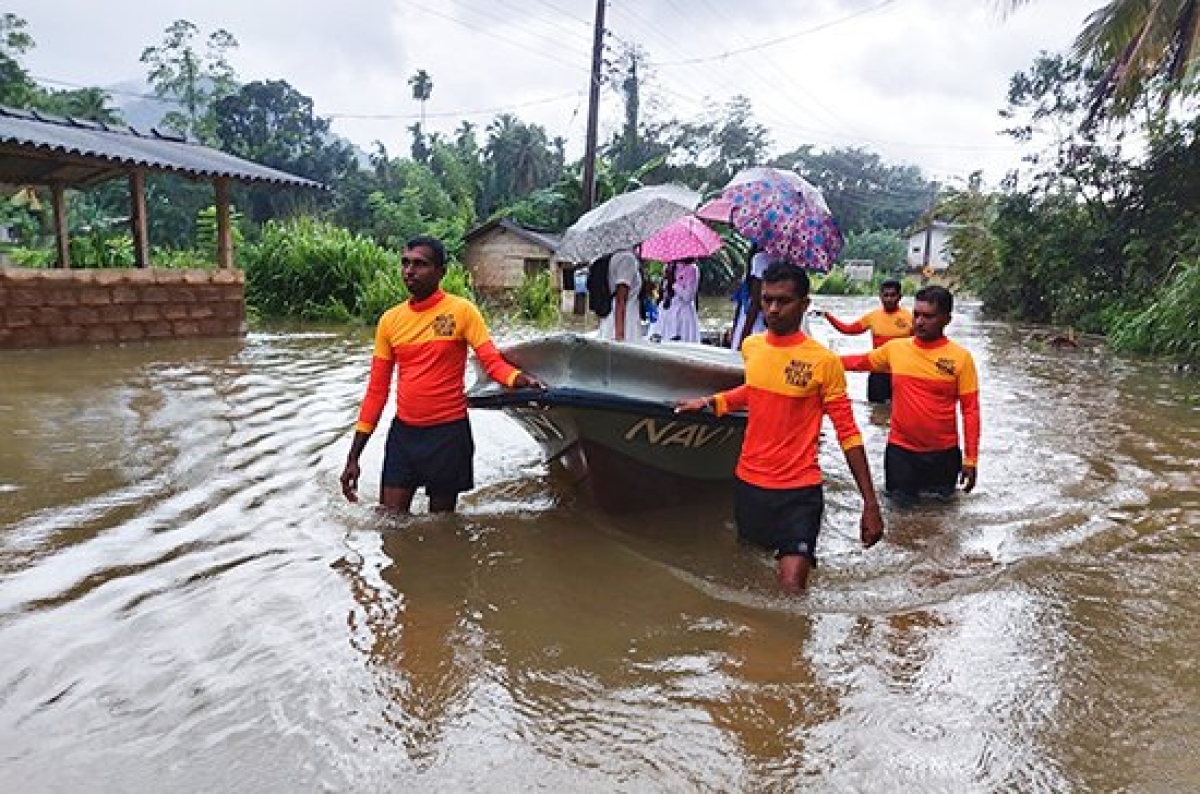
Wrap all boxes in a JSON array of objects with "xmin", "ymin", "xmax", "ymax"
[{"xmin": 648, "ymin": 0, "xmax": 897, "ymax": 67}]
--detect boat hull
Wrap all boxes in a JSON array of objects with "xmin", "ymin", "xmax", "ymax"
[{"xmin": 468, "ymin": 335, "xmax": 747, "ymax": 512}]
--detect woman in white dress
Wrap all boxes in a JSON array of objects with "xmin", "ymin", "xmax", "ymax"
[
  {"xmin": 597, "ymin": 248, "xmax": 644, "ymax": 343},
  {"xmin": 654, "ymin": 258, "xmax": 701, "ymax": 343}
]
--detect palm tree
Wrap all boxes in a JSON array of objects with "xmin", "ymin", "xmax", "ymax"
[
  {"xmin": 999, "ymin": 0, "xmax": 1199, "ymax": 124},
  {"xmin": 408, "ymin": 69, "xmax": 433, "ymax": 130}
]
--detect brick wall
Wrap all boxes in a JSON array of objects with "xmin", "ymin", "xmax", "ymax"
[{"xmin": 0, "ymin": 268, "xmax": 245, "ymax": 349}]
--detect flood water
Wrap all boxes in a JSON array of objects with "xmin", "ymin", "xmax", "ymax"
[{"xmin": 1, "ymin": 297, "xmax": 1197, "ymax": 793}]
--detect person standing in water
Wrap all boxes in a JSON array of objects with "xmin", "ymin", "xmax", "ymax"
[
  {"xmin": 816, "ymin": 279, "xmax": 912, "ymax": 403},
  {"xmin": 677, "ymin": 261, "xmax": 885, "ymax": 592},
  {"xmin": 840, "ymin": 285, "xmax": 980, "ymax": 504},
  {"xmin": 340, "ymin": 235, "xmax": 544, "ymax": 513}
]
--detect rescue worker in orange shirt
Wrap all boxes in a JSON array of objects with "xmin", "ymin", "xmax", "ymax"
[
  {"xmin": 816, "ymin": 279, "xmax": 913, "ymax": 403},
  {"xmin": 676, "ymin": 261, "xmax": 885, "ymax": 592},
  {"xmin": 340, "ymin": 236, "xmax": 545, "ymax": 513},
  {"xmin": 840, "ymin": 286, "xmax": 980, "ymax": 505}
]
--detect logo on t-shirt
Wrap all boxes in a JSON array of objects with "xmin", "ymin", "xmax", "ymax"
[
  {"xmin": 432, "ymin": 313, "xmax": 457, "ymax": 337},
  {"xmin": 785, "ymin": 359, "xmax": 813, "ymax": 388},
  {"xmin": 936, "ymin": 357, "xmax": 956, "ymax": 376}
]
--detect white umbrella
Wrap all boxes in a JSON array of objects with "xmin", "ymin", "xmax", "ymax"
[{"xmin": 557, "ymin": 183, "xmax": 700, "ymax": 263}]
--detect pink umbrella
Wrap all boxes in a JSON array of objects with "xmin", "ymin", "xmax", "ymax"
[
  {"xmin": 696, "ymin": 196, "xmax": 734, "ymax": 223},
  {"xmin": 639, "ymin": 215, "xmax": 723, "ymax": 262}
]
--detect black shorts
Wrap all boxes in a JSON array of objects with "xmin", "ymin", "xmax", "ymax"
[
  {"xmin": 382, "ymin": 417, "xmax": 474, "ymax": 496},
  {"xmin": 734, "ymin": 479, "xmax": 824, "ymax": 562},
  {"xmin": 884, "ymin": 443, "xmax": 961, "ymax": 499},
  {"xmin": 867, "ymin": 372, "xmax": 892, "ymax": 403}
]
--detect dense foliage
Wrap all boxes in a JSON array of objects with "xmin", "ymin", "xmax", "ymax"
[{"xmin": 3, "ymin": 14, "xmax": 1196, "ymax": 362}]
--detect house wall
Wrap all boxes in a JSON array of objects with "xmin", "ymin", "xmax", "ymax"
[
  {"xmin": 0, "ymin": 267, "xmax": 245, "ymax": 349},
  {"xmin": 906, "ymin": 227, "xmax": 952, "ymax": 271},
  {"xmin": 463, "ymin": 231, "xmax": 554, "ymax": 291}
]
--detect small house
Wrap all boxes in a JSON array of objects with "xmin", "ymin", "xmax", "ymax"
[
  {"xmin": 906, "ymin": 221, "xmax": 955, "ymax": 272},
  {"xmin": 462, "ymin": 218, "xmax": 562, "ymax": 295}
]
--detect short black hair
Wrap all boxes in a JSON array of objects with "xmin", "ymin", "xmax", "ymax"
[
  {"xmin": 762, "ymin": 261, "xmax": 810, "ymax": 297},
  {"xmin": 914, "ymin": 285, "xmax": 953, "ymax": 314},
  {"xmin": 405, "ymin": 235, "xmax": 446, "ymax": 267},
  {"xmin": 880, "ymin": 278, "xmax": 902, "ymax": 292}
]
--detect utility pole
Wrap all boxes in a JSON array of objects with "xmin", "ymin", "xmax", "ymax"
[{"xmin": 581, "ymin": 0, "xmax": 606, "ymax": 213}]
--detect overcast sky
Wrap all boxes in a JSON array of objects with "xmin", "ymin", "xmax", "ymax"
[{"xmin": 11, "ymin": 0, "xmax": 1101, "ymax": 187}]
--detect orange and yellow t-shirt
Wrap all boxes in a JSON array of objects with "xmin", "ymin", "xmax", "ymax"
[
  {"xmin": 713, "ymin": 330, "xmax": 863, "ymax": 490},
  {"xmin": 827, "ymin": 306, "xmax": 913, "ymax": 348},
  {"xmin": 842, "ymin": 337, "xmax": 980, "ymax": 465},
  {"xmin": 354, "ymin": 290, "xmax": 520, "ymax": 432}
]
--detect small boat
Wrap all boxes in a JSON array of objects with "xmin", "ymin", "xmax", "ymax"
[{"xmin": 467, "ymin": 333, "xmax": 747, "ymax": 512}]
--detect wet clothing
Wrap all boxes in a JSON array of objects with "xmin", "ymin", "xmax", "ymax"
[
  {"xmin": 825, "ymin": 306, "xmax": 914, "ymax": 348},
  {"xmin": 382, "ymin": 417, "xmax": 474, "ymax": 494},
  {"xmin": 841, "ymin": 336, "xmax": 980, "ymax": 468},
  {"xmin": 734, "ymin": 480, "xmax": 824, "ymax": 563},
  {"xmin": 355, "ymin": 289, "xmax": 522, "ymax": 434},
  {"xmin": 884, "ymin": 443, "xmax": 961, "ymax": 500},
  {"xmin": 826, "ymin": 306, "xmax": 913, "ymax": 403},
  {"xmin": 867, "ymin": 371, "xmax": 892, "ymax": 403},
  {"xmin": 712, "ymin": 329, "xmax": 864, "ymax": 559},
  {"xmin": 714, "ymin": 329, "xmax": 864, "ymax": 489}
]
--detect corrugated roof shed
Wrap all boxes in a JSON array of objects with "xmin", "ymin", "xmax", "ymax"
[{"xmin": 0, "ymin": 106, "xmax": 324, "ymax": 189}]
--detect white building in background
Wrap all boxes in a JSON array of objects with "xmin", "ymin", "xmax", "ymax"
[{"xmin": 906, "ymin": 221, "xmax": 955, "ymax": 272}]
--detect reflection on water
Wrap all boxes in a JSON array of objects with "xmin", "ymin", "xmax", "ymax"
[{"xmin": 1, "ymin": 303, "xmax": 1197, "ymax": 792}]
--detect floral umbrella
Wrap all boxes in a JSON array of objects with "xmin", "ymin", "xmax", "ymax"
[
  {"xmin": 709, "ymin": 167, "xmax": 842, "ymax": 272},
  {"xmin": 639, "ymin": 215, "xmax": 723, "ymax": 262},
  {"xmin": 557, "ymin": 183, "xmax": 700, "ymax": 263}
]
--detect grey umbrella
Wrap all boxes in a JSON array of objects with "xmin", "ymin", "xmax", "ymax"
[{"xmin": 557, "ymin": 183, "xmax": 701, "ymax": 263}]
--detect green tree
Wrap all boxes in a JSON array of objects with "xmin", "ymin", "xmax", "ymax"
[
  {"xmin": 0, "ymin": 13, "xmax": 36, "ymax": 106},
  {"xmin": 1000, "ymin": 0, "xmax": 1199, "ymax": 125},
  {"xmin": 482, "ymin": 114, "xmax": 564, "ymax": 215},
  {"xmin": 211, "ymin": 79, "xmax": 356, "ymax": 222},
  {"xmin": 774, "ymin": 145, "xmax": 931, "ymax": 235},
  {"xmin": 408, "ymin": 68, "xmax": 433, "ymax": 130},
  {"xmin": 935, "ymin": 172, "xmax": 999, "ymax": 288},
  {"xmin": 140, "ymin": 19, "xmax": 239, "ymax": 141},
  {"xmin": 838, "ymin": 229, "xmax": 908, "ymax": 275},
  {"xmin": 665, "ymin": 95, "xmax": 771, "ymax": 189},
  {"xmin": 35, "ymin": 87, "xmax": 122, "ymax": 123}
]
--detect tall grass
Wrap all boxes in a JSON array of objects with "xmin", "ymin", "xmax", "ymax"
[{"xmin": 242, "ymin": 217, "xmax": 393, "ymax": 320}]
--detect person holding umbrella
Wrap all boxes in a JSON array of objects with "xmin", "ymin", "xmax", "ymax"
[{"xmin": 640, "ymin": 214, "xmax": 722, "ymax": 344}]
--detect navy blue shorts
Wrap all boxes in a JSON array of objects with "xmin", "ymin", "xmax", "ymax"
[
  {"xmin": 734, "ymin": 479, "xmax": 824, "ymax": 562},
  {"xmin": 382, "ymin": 417, "xmax": 474, "ymax": 496},
  {"xmin": 867, "ymin": 372, "xmax": 892, "ymax": 403},
  {"xmin": 884, "ymin": 443, "xmax": 960, "ymax": 499}
]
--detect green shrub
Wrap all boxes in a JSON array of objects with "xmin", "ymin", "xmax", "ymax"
[
  {"xmin": 153, "ymin": 247, "xmax": 214, "ymax": 269},
  {"xmin": 514, "ymin": 270, "xmax": 559, "ymax": 326},
  {"xmin": 242, "ymin": 216, "xmax": 393, "ymax": 320},
  {"xmin": 813, "ymin": 269, "xmax": 871, "ymax": 295},
  {"xmin": 1108, "ymin": 259, "xmax": 1200, "ymax": 363},
  {"xmin": 7, "ymin": 246, "xmax": 54, "ymax": 268}
]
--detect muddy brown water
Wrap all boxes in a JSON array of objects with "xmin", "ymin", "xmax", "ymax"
[{"xmin": 1, "ymin": 299, "xmax": 1197, "ymax": 792}]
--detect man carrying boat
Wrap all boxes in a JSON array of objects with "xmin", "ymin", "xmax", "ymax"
[
  {"xmin": 815, "ymin": 279, "xmax": 912, "ymax": 403},
  {"xmin": 676, "ymin": 261, "xmax": 885, "ymax": 592},
  {"xmin": 839, "ymin": 285, "xmax": 980, "ymax": 504},
  {"xmin": 340, "ymin": 235, "xmax": 544, "ymax": 513}
]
